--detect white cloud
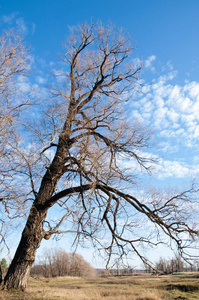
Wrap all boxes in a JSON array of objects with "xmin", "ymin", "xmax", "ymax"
[
  {"xmin": 36, "ymin": 76, "xmax": 47, "ymax": 84},
  {"xmin": 157, "ymin": 142, "xmax": 178, "ymax": 153},
  {"xmin": 156, "ymin": 159, "xmax": 197, "ymax": 179},
  {"xmin": 166, "ymin": 61, "xmax": 174, "ymax": 71},
  {"xmin": 31, "ymin": 23, "xmax": 36, "ymax": 35},
  {"xmin": 2, "ymin": 13, "xmax": 17, "ymax": 24},
  {"xmin": 126, "ymin": 59, "xmax": 199, "ymax": 186},
  {"xmin": 45, "ymin": 149, "xmax": 55, "ymax": 161},
  {"xmin": 16, "ymin": 18, "xmax": 28, "ymax": 35},
  {"xmin": 37, "ymin": 58, "xmax": 47, "ymax": 68},
  {"xmin": 168, "ymin": 109, "xmax": 179, "ymax": 123},
  {"xmin": 118, "ymin": 148, "xmax": 199, "ymax": 181},
  {"xmin": 184, "ymin": 81, "xmax": 199, "ymax": 99},
  {"xmin": 145, "ymin": 55, "xmax": 156, "ymax": 70},
  {"xmin": 143, "ymin": 101, "xmax": 154, "ymax": 113},
  {"xmin": 17, "ymin": 82, "xmax": 30, "ymax": 93},
  {"xmin": 1, "ymin": 14, "xmax": 31, "ymax": 37},
  {"xmin": 130, "ymin": 109, "xmax": 145, "ymax": 123},
  {"xmin": 130, "ymin": 63, "xmax": 199, "ymax": 146}
]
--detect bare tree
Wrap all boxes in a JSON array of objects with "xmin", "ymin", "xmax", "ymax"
[
  {"xmin": 0, "ymin": 29, "xmax": 30, "ymax": 250},
  {"xmin": 31, "ymin": 248, "xmax": 96, "ymax": 278},
  {"xmin": 41, "ymin": 249, "xmax": 69, "ymax": 277},
  {"xmin": 2, "ymin": 22, "xmax": 199, "ymax": 290},
  {"xmin": 0, "ymin": 29, "xmax": 28, "ymax": 155},
  {"xmin": 155, "ymin": 256, "xmax": 184, "ymax": 274}
]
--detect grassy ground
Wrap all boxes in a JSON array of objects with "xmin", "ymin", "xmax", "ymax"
[{"xmin": 0, "ymin": 272, "xmax": 199, "ymax": 299}]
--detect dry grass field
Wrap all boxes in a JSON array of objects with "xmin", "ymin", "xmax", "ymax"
[{"xmin": 1, "ymin": 272, "xmax": 199, "ymax": 300}]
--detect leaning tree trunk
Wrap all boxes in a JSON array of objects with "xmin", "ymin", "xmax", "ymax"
[
  {"xmin": 3, "ymin": 144, "xmax": 70, "ymax": 289},
  {"xmin": 3, "ymin": 104, "xmax": 74, "ymax": 290},
  {"xmin": 3, "ymin": 204, "xmax": 48, "ymax": 290}
]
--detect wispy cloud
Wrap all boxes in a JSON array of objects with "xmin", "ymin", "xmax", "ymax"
[
  {"xmin": 1, "ymin": 13, "xmax": 29, "ymax": 36},
  {"xmin": 16, "ymin": 17, "xmax": 28, "ymax": 35},
  {"xmin": 120, "ymin": 148, "xmax": 198, "ymax": 180},
  {"xmin": 156, "ymin": 159, "xmax": 197, "ymax": 179},
  {"xmin": 16, "ymin": 75, "xmax": 31, "ymax": 93},
  {"xmin": 31, "ymin": 23, "xmax": 36, "ymax": 35},
  {"xmin": 145, "ymin": 55, "xmax": 156, "ymax": 71},
  {"xmin": 1, "ymin": 12, "xmax": 18, "ymax": 24},
  {"xmin": 36, "ymin": 76, "xmax": 47, "ymax": 84}
]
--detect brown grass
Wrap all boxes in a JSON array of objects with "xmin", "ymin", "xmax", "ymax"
[{"xmin": 0, "ymin": 272, "xmax": 199, "ymax": 299}]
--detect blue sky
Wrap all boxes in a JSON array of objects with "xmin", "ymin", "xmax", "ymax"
[
  {"xmin": 1, "ymin": 0, "xmax": 199, "ymax": 79},
  {"xmin": 1, "ymin": 1, "xmax": 199, "ymax": 267}
]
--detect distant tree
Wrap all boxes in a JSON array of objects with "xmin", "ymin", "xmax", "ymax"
[
  {"xmin": 40, "ymin": 249, "xmax": 70, "ymax": 277},
  {"xmin": 54, "ymin": 250, "xmax": 70, "ymax": 277},
  {"xmin": 155, "ymin": 256, "xmax": 184, "ymax": 274},
  {"xmin": 0, "ymin": 258, "xmax": 8, "ymax": 283},
  {"xmin": 143, "ymin": 262, "xmax": 153, "ymax": 274},
  {"xmin": 171, "ymin": 257, "xmax": 184, "ymax": 273},
  {"xmin": 2, "ymin": 22, "xmax": 198, "ymax": 290},
  {"xmin": 1, "ymin": 258, "xmax": 7, "ymax": 274},
  {"xmin": 70, "ymin": 253, "xmax": 96, "ymax": 277},
  {"xmin": 31, "ymin": 249, "xmax": 96, "ymax": 278},
  {"xmin": 195, "ymin": 260, "xmax": 199, "ymax": 271}
]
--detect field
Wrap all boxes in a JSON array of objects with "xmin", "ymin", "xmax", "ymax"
[{"xmin": 1, "ymin": 272, "xmax": 199, "ymax": 300}]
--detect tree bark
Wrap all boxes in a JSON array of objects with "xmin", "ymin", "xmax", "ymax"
[
  {"xmin": 0, "ymin": 265, "xmax": 2, "ymax": 285},
  {"xmin": 3, "ymin": 101, "xmax": 73, "ymax": 290},
  {"xmin": 3, "ymin": 131, "xmax": 71, "ymax": 290},
  {"xmin": 3, "ymin": 205, "xmax": 47, "ymax": 290}
]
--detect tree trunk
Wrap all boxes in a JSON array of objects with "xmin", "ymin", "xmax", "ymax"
[
  {"xmin": 0, "ymin": 265, "xmax": 2, "ymax": 285},
  {"xmin": 3, "ymin": 205, "xmax": 47, "ymax": 290},
  {"xmin": 3, "ymin": 110, "xmax": 72, "ymax": 290},
  {"xmin": 3, "ymin": 154, "xmax": 66, "ymax": 290}
]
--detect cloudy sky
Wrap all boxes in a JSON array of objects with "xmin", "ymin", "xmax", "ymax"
[{"xmin": 1, "ymin": 0, "xmax": 199, "ymax": 266}]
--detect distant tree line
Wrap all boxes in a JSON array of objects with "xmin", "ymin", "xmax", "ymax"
[
  {"xmin": 155, "ymin": 257, "xmax": 184, "ymax": 274},
  {"xmin": 144, "ymin": 257, "xmax": 199, "ymax": 274},
  {"xmin": 30, "ymin": 249, "xmax": 96, "ymax": 278}
]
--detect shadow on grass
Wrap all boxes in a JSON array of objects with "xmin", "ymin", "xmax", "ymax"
[{"xmin": 165, "ymin": 283, "xmax": 199, "ymax": 292}]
